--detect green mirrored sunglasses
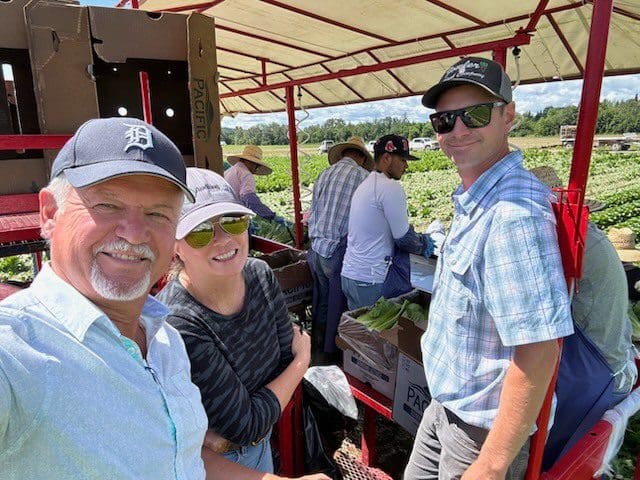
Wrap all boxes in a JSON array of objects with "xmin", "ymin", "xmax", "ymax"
[{"xmin": 184, "ymin": 215, "xmax": 251, "ymax": 249}]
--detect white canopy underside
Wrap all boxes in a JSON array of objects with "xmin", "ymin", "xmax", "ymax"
[{"xmin": 138, "ymin": 0, "xmax": 640, "ymax": 114}]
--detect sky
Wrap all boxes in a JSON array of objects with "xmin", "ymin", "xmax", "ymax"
[
  {"xmin": 220, "ymin": 74, "xmax": 640, "ymax": 129},
  {"xmin": 11, "ymin": 0, "xmax": 638, "ymax": 130}
]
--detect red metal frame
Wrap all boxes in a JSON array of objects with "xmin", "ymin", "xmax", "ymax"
[
  {"xmin": 0, "ymin": 134, "xmax": 71, "ymax": 150},
  {"xmin": 214, "ymin": 23, "xmax": 332, "ymax": 59},
  {"xmin": 276, "ymin": 384, "xmax": 305, "ymax": 477},
  {"xmin": 250, "ymin": 235, "xmax": 290, "ymax": 254},
  {"xmin": 367, "ymin": 51, "xmax": 414, "ymax": 95},
  {"xmin": 546, "ymin": 14, "xmax": 584, "ymax": 76},
  {"xmin": 215, "ymin": 2, "xmax": 584, "ymax": 86},
  {"xmin": 151, "ymin": 0, "xmax": 226, "ymax": 13},
  {"xmin": 221, "ymin": 34, "xmax": 531, "ymax": 99},
  {"xmin": 426, "ymin": 0, "xmax": 487, "ymax": 26},
  {"xmin": 261, "ymin": 0, "xmax": 395, "ymax": 44},
  {"xmin": 285, "ymin": 86, "xmax": 304, "ymax": 249},
  {"xmin": 139, "ymin": 71, "xmax": 153, "ymax": 124},
  {"xmin": 320, "ymin": 65, "xmax": 366, "ymax": 101},
  {"xmin": 346, "ymin": 373, "xmax": 393, "ymax": 467}
]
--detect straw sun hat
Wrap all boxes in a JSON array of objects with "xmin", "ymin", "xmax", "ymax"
[
  {"xmin": 607, "ymin": 227, "xmax": 640, "ymax": 263},
  {"xmin": 328, "ymin": 136, "xmax": 374, "ymax": 170},
  {"xmin": 529, "ymin": 166, "xmax": 606, "ymax": 213},
  {"xmin": 227, "ymin": 145, "xmax": 273, "ymax": 176}
]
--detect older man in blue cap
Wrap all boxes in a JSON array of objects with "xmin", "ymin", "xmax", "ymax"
[{"xmin": 0, "ymin": 118, "xmax": 328, "ymax": 480}]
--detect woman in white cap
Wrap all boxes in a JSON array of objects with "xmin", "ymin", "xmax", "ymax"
[
  {"xmin": 156, "ymin": 168, "xmax": 312, "ymax": 475},
  {"xmin": 224, "ymin": 145, "xmax": 289, "ymax": 227}
]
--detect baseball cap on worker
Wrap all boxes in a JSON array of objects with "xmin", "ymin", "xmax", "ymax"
[
  {"xmin": 373, "ymin": 134, "xmax": 419, "ymax": 161},
  {"xmin": 51, "ymin": 117, "xmax": 195, "ymax": 202},
  {"xmin": 176, "ymin": 168, "xmax": 255, "ymax": 240},
  {"xmin": 421, "ymin": 57, "xmax": 513, "ymax": 109}
]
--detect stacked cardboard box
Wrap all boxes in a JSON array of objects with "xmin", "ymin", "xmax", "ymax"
[
  {"xmin": 258, "ymin": 249, "xmax": 313, "ymax": 308},
  {"xmin": 0, "ymin": 0, "xmax": 222, "ymax": 195}
]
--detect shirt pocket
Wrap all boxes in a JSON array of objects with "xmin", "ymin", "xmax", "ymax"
[
  {"xmin": 169, "ymin": 372, "xmax": 209, "ymax": 434},
  {"xmin": 439, "ymin": 252, "xmax": 473, "ymax": 323}
]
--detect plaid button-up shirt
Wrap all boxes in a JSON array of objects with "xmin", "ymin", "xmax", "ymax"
[
  {"xmin": 421, "ymin": 150, "xmax": 573, "ymax": 430},
  {"xmin": 308, "ymin": 157, "xmax": 368, "ymax": 257}
]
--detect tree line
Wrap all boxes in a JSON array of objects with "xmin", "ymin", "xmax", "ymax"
[{"xmin": 222, "ymin": 98, "xmax": 640, "ymax": 145}]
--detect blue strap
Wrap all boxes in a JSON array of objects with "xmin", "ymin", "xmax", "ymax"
[{"xmin": 542, "ymin": 322, "xmax": 615, "ymax": 469}]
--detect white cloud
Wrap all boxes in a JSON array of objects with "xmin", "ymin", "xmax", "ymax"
[{"xmin": 223, "ymin": 73, "xmax": 640, "ymax": 129}]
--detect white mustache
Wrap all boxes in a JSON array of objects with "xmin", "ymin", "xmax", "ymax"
[{"xmin": 94, "ymin": 239, "xmax": 156, "ymax": 262}]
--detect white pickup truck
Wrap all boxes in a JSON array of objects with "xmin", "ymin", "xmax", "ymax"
[{"xmin": 409, "ymin": 137, "xmax": 439, "ymax": 151}]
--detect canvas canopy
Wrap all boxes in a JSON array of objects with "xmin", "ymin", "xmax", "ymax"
[{"xmin": 135, "ymin": 0, "xmax": 640, "ymax": 114}]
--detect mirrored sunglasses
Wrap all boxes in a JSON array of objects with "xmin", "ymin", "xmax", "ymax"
[
  {"xmin": 430, "ymin": 101, "xmax": 505, "ymax": 134},
  {"xmin": 184, "ymin": 215, "xmax": 251, "ymax": 249}
]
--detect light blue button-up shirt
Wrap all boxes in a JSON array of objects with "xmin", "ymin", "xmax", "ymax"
[
  {"xmin": 0, "ymin": 264, "xmax": 208, "ymax": 479},
  {"xmin": 421, "ymin": 151, "xmax": 573, "ymax": 430}
]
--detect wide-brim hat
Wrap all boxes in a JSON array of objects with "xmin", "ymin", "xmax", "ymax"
[
  {"xmin": 227, "ymin": 145, "xmax": 273, "ymax": 176},
  {"xmin": 328, "ymin": 136, "xmax": 374, "ymax": 171},
  {"xmin": 176, "ymin": 168, "xmax": 255, "ymax": 240},
  {"xmin": 529, "ymin": 166, "xmax": 606, "ymax": 213},
  {"xmin": 608, "ymin": 227, "xmax": 640, "ymax": 263}
]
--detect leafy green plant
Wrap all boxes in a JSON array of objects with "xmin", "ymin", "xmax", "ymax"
[
  {"xmin": 0, "ymin": 255, "xmax": 34, "ymax": 282},
  {"xmin": 590, "ymin": 201, "xmax": 640, "ymax": 229}
]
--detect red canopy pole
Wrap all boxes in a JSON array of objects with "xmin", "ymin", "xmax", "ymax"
[
  {"xmin": 492, "ymin": 48, "xmax": 507, "ymax": 68},
  {"xmin": 567, "ymin": 0, "xmax": 613, "ymax": 204},
  {"xmin": 139, "ymin": 71, "xmax": 153, "ymax": 124},
  {"xmin": 285, "ymin": 86, "xmax": 303, "ymax": 249},
  {"xmin": 526, "ymin": 2, "xmax": 614, "ymax": 479}
]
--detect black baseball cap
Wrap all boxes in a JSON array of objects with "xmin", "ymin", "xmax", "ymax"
[
  {"xmin": 51, "ymin": 117, "xmax": 195, "ymax": 202},
  {"xmin": 421, "ymin": 57, "xmax": 512, "ymax": 109},
  {"xmin": 374, "ymin": 134, "xmax": 418, "ymax": 161}
]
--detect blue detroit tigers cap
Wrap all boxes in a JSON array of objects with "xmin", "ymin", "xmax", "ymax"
[{"xmin": 51, "ymin": 117, "xmax": 195, "ymax": 202}]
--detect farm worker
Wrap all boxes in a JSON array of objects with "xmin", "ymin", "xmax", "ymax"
[
  {"xmin": 404, "ymin": 58, "xmax": 573, "ymax": 480},
  {"xmin": 341, "ymin": 134, "xmax": 434, "ymax": 310},
  {"xmin": 307, "ymin": 136, "xmax": 372, "ymax": 355},
  {"xmin": 157, "ymin": 169, "xmax": 311, "ymax": 474},
  {"xmin": 526, "ymin": 169, "xmax": 638, "ymax": 467},
  {"xmin": 0, "ymin": 118, "xmax": 328, "ymax": 480},
  {"xmin": 611, "ymin": 227, "xmax": 640, "ymax": 300},
  {"xmin": 530, "ymin": 167, "xmax": 637, "ymax": 402},
  {"xmin": 225, "ymin": 144, "xmax": 290, "ymax": 227}
]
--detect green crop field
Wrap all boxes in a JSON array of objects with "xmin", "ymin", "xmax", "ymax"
[{"xmin": 254, "ymin": 147, "xmax": 640, "ymax": 238}]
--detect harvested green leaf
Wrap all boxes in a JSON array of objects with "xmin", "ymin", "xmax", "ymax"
[
  {"xmin": 402, "ymin": 302, "xmax": 429, "ymax": 323},
  {"xmin": 357, "ymin": 298, "xmax": 403, "ymax": 331}
]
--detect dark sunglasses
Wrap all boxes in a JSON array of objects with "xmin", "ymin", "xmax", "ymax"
[
  {"xmin": 184, "ymin": 215, "xmax": 251, "ymax": 249},
  {"xmin": 430, "ymin": 101, "xmax": 506, "ymax": 134}
]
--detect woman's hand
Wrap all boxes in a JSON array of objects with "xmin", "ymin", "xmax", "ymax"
[{"xmin": 290, "ymin": 323, "xmax": 311, "ymax": 362}]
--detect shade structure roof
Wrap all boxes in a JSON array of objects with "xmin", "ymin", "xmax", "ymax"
[{"xmin": 135, "ymin": 0, "xmax": 639, "ymax": 114}]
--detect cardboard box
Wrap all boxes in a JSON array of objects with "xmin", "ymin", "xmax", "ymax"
[
  {"xmin": 337, "ymin": 305, "xmax": 399, "ymax": 372},
  {"xmin": 258, "ymin": 250, "xmax": 313, "ymax": 307},
  {"xmin": 392, "ymin": 289, "xmax": 431, "ymax": 363},
  {"xmin": 0, "ymin": 2, "xmax": 223, "ymax": 195},
  {"xmin": 393, "ymin": 352, "xmax": 430, "ymax": 435},
  {"xmin": 341, "ymin": 344, "xmax": 397, "ymax": 400}
]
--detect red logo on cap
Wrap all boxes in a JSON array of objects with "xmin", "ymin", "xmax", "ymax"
[{"xmin": 385, "ymin": 140, "xmax": 396, "ymax": 152}]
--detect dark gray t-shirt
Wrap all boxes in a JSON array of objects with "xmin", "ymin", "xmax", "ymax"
[{"xmin": 157, "ymin": 258, "xmax": 294, "ymax": 445}]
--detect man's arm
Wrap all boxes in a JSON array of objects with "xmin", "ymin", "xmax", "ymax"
[
  {"xmin": 462, "ymin": 339, "xmax": 559, "ymax": 480},
  {"xmin": 202, "ymin": 446, "xmax": 329, "ymax": 480}
]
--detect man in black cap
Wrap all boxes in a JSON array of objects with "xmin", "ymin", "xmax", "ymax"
[
  {"xmin": 340, "ymin": 134, "xmax": 433, "ymax": 310},
  {"xmin": 0, "ymin": 117, "xmax": 329, "ymax": 480},
  {"xmin": 404, "ymin": 58, "xmax": 572, "ymax": 480}
]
